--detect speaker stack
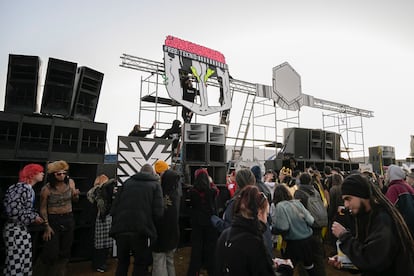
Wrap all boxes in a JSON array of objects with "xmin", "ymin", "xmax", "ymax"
[
  {"xmin": 72, "ymin": 67, "xmax": 104, "ymax": 121},
  {"xmin": 283, "ymin": 127, "xmax": 341, "ymax": 161},
  {"xmin": 182, "ymin": 123, "xmax": 227, "ymax": 185},
  {"xmin": 41, "ymin": 58, "xmax": 77, "ymax": 117},
  {"xmin": 3, "ymin": 55, "xmax": 104, "ymax": 122},
  {"xmin": 4, "ymin": 54, "xmax": 40, "ymax": 114}
]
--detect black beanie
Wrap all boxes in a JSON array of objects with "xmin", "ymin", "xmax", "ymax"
[{"xmin": 341, "ymin": 174, "xmax": 370, "ymax": 199}]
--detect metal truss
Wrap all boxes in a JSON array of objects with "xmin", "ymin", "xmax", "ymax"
[{"xmin": 120, "ymin": 53, "xmax": 373, "ymax": 162}]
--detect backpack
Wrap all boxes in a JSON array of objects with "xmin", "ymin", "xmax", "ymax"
[
  {"xmin": 300, "ymin": 188, "xmax": 328, "ymax": 228},
  {"xmin": 395, "ymin": 193, "xmax": 414, "ymax": 237}
]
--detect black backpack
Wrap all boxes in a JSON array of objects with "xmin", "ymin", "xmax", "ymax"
[
  {"xmin": 299, "ymin": 188, "xmax": 328, "ymax": 228},
  {"xmin": 395, "ymin": 193, "xmax": 414, "ymax": 237}
]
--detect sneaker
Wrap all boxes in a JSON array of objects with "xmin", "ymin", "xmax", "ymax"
[{"xmin": 96, "ymin": 267, "xmax": 105, "ymax": 273}]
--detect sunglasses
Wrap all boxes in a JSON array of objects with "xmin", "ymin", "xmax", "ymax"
[{"xmin": 55, "ymin": 172, "xmax": 67, "ymax": 176}]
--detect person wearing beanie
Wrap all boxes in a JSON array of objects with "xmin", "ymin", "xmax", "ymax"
[
  {"xmin": 384, "ymin": 164, "xmax": 414, "ymax": 237},
  {"xmin": 35, "ymin": 160, "xmax": 80, "ymax": 276},
  {"xmin": 154, "ymin": 160, "xmax": 169, "ymax": 175},
  {"xmin": 3, "ymin": 164, "xmax": 45, "ymax": 275},
  {"xmin": 329, "ymin": 174, "xmax": 414, "ymax": 275},
  {"xmin": 250, "ymin": 165, "xmax": 271, "ymax": 201}
]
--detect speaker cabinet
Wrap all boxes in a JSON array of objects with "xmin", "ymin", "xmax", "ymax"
[
  {"xmin": 183, "ymin": 143, "xmax": 206, "ymax": 162},
  {"xmin": 0, "ymin": 112, "xmax": 106, "ymax": 163},
  {"xmin": 183, "ymin": 123, "xmax": 207, "ymax": 143},
  {"xmin": 4, "ymin": 54, "xmax": 40, "ymax": 114},
  {"xmin": 80, "ymin": 121, "xmax": 107, "ymax": 155},
  {"xmin": 72, "ymin": 67, "xmax": 104, "ymax": 121},
  {"xmin": 208, "ymin": 125, "xmax": 225, "ymax": 144},
  {"xmin": 310, "ymin": 130, "xmax": 324, "ymax": 159},
  {"xmin": 17, "ymin": 116, "xmax": 52, "ymax": 159},
  {"xmin": 369, "ymin": 146, "xmax": 396, "ymax": 173},
  {"xmin": 325, "ymin": 131, "xmax": 340, "ymax": 160},
  {"xmin": 0, "ymin": 112, "xmax": 21, "ymax": 159},
  {"xmin": 41, "ymin": 58, "xmax": 77, "ymax": 117},
  {"xmin": 283, "ymin": 128, "xmax": 310, "ymax": 159},
  {"xmin": 185, "ymin": 165, "xmax": 227, "ymax": 186}
]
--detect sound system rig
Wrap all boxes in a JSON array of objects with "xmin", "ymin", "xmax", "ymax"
[
  {"xmin": 265, "ymin": 127, "xmax": 359, "ymax": 173},
  {"xmin": 181, "ymin": 123, "xmax": 227, "ymax": 185},
  {"xmin": 1, "ymin": 54, "xmax": 106, "ymax": 262}
]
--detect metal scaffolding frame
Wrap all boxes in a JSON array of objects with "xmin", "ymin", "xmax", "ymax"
[
  {"xmin": 322, "ymin": 112, "xmax": 367, "ymax": 161},
  {"xmin": 120, "ymin": 53, "xmax": 373, "ymax": 163}
]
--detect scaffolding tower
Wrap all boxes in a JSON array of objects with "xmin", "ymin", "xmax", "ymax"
[{"xmin": 120, "ymin": 53, "xmax": 373, "ymax": 164}]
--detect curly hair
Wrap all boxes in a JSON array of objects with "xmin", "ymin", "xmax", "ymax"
[{"xmin": 19, "ymin": 164, "xmax": 44, "ymax": 182}]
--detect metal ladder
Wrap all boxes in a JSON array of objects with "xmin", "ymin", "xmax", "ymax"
[{"xmin": 232, "ymin": 92, "xmax": 256, "ymax": 158}]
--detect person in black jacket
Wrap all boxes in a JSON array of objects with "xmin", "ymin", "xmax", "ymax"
[
  {"xmin": 128, "ymin": 122, "xmax": 156, "ymax": 137},
  {"xmin": 329, "ymin": 174, "xmax": 414, "ymax": 276},
  {"xmin": 110, "ymin": 164, "xmax": 164, "ymax": 276},
  {"xmin": 186, "ymin": 168, "xmax": 219, "ymax": 276},
  {"xmin": 215, "ymin": 185, "xmax": 275, "ymax": 276},
  {"xmin": 156, "ymin": 120, "xmax": 182, "ymax": 155},
  {"xmin": 152, "ymin": 169, "xmax": 181, "ymax": 276}
]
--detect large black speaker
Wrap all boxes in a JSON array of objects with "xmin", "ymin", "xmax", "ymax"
[
  {"xmin": 310, "ymin": 130, "xmax": 324, "ymax": 159},
  {"xmin": 283, "ymin": 128, "xmax": 310, "ymax": 159},
  {"xmin": 72, "ymin": 67, "xmax": 104, "ymax": 121},
  {"xmin": 325, "ymin": 131, "xmax": 341, "ymax": 160},
  {"xmin": 0, "ymin": 112, "xmax": 21, "ymax": 159},
  {"xmin": 4, "ymin": 54, "xmax": 40, "ymax": 114},
  {"xmin": 41, "ymin": 58, "xmax": 77, "ymax": 117}
]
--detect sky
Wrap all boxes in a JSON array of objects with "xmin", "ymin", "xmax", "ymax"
[{"xmin": 1, "ymin": 0, "xmax": 413, "ymax": 160}]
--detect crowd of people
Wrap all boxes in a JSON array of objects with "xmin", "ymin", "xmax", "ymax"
[{"xmin": 3, "ymin": 157, "xmax": 414, "ymax": 275}]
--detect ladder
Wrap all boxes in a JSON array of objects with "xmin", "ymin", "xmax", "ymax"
[{"xmin": 232, "ymin": 92, "xmax": 256, "ymax": 158}]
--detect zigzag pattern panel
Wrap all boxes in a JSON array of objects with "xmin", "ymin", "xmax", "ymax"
[{"xmin": 117, "ymin": 137, "xmax": 172, "ymax": 185}]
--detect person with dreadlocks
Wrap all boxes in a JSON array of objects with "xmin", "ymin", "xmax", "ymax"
[
  {"xmin": 329, "ymin": 173, "xmax": 414, "ymax": 275},
  {"xmin": 215, "ymin": 185, "xmax": 275, "ymax": 275}
]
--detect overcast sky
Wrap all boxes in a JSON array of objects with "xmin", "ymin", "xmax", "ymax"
[{"xmin": 1, "ymin": 0, "xmax": 413, "ymax": 159}]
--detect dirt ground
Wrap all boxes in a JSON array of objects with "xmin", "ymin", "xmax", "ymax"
[{"xmin": 67, "ymin": 246, "xmax": 359, "ymax": 276}]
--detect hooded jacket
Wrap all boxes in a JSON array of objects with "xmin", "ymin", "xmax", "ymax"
[
  {"xmin": 110, "ymin": 172, "xmax": 163, "ymax": 242},
  {"xmin": 215, "ymin": 215, "xmax": 275, "ymax": 276},
  {"xmin": 152, "ymin": 170, "xmax": 181, "ymax": 252}
]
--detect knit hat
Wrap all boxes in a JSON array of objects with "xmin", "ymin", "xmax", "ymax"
[
  {"xmin": 341, "ymin": 174, "xmax": 370, "ymax": 199},
  {"xmin": 47, "ymin": 160, "xmax": 69, "ymax": 174},
  {"xmin": 387, "ymin": 164, "xmax": 405, "ymax": 181},
  {"xmin": 154, "ymin": 160, "xmax": 169, "ymax": 174},
  {"xmin": 250, "ymin": 165, "xmax": 262, "ymax": 181}
]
